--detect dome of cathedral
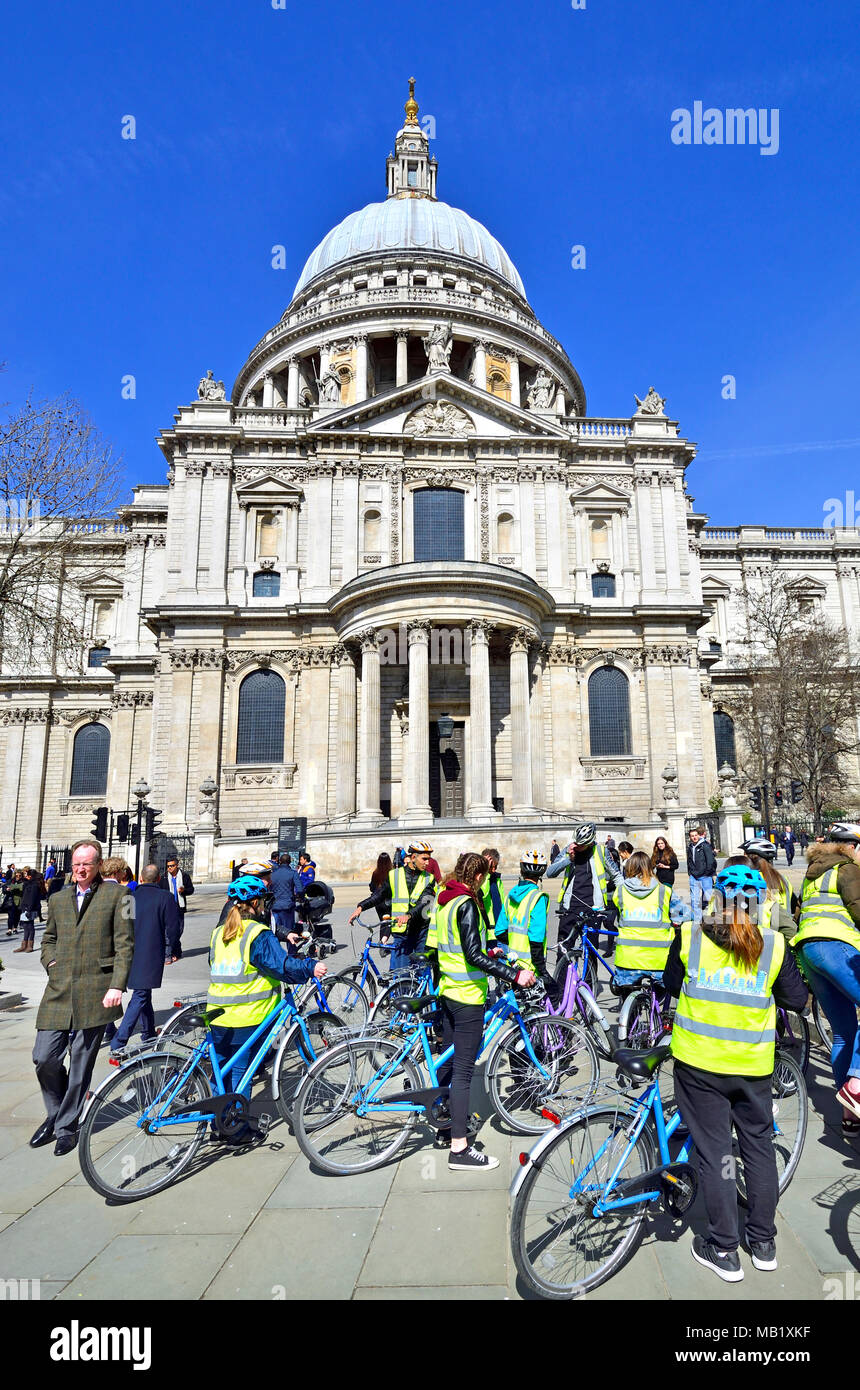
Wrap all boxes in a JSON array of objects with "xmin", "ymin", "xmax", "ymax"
[{"xmin": 292, "ymin": 198, "xmax": 527, "ymax": 301}]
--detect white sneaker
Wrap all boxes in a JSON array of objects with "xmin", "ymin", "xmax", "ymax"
[{"xmin": 447, "ymin": 1145, "xmax": 500, "ymax": 1172}]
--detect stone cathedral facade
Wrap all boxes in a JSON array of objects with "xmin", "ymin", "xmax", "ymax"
[{"xmin": 3, "ymin": 84, "xmax": 859, "ymax": 875}]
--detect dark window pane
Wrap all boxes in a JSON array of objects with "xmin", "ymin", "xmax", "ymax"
[
  {"xmin": 237, "ymin": 669, "xmax": 285, "ymax": 764},
  {"xmin": 252, "ymin": 571, "xmax": 281, "ymax": 597},
  {"xmin": 70, "ymin": 724, "xmax": 110, "ymax": 796},
  {"xmin": 591, "ymin": 574, "xmax": 616, "ymax": 598},
  {"xmin": 88, "ymin": 646, "xmax": 111, "ymax": 667},
  {"xmin": 588, "ymin": 666, "xmax": 631, "ymax": 757},
  {"xmin": 714, "ymin": 711, "xmax": 737, "ymax": 769},
  {"xmin": 413, "ymin": 489, "xmax": 464, "ymax": 562}
]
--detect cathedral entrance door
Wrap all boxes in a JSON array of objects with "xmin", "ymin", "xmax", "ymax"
[{"xmin": 429, "ymin": 721, "xmax": 465, "ymax": 819}]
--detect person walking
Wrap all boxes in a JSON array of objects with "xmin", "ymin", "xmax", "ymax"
[
  {"xmin": 431, "ymin": 851, "xmax": 535, "ymax": 1168},
  {"xmin": 269, "ymin": 853, "xmax": 305, "ymax": 947},
  {"xmin": 4, "ymin": 869, "xmax": 23, "ymax": 936},
  {"xmin": 349, "ymin": 841, "xmax": 436, "ymax": 972},
  {"xmin": 665, "ymin": 863, "xmax": 808, "ymax": 1281},
  {"xmin": 651, "ymin": 836, "xmax": 679, "ymax": 888},
  {"xmin": 13, "ymin": 867, "xmax": 46, "ymax": 953},
  {"xmin": 30, "ymin": 839, "xmax": 134, "ymax": 1155},
  {"xmin": 792, "ymin": 821, "xmax": 860, "ymax": 1136},
  {"xmin": 110, "ymin": 865, "xmax": 181, "ymax": 1054},
  {"xmin": 549, "ymin": 839, "xmax": 561, "ymax": 864},
  {"xmin": 546, "ymin": 822, "xmax": 618, "ymax": 952},
  {"xmin": 158, "ymin": 857, "xmax": 194, "ymax": 957},
  {"xmin": 687, "ymin": 826, "xmax": 718, "ymax": 922},
  {"xmin": 44, "ymin": 860, "xmax": 57, "ymax": 883},
  {"xmin": 782, "ymin": 825, "xmax": 797, "ymax": 867},
  {"xmin": 231, "ymin": 857, "xmax": 248, "ymax": 882},
  {"xmin": 207, "ymin": 873, "xmax": 328, "ymax": 1142},
  {"xmin": 604, "ymin": 835, "xmax": 619, "ymax": 873},
  {"xmin": 47, "ymin": 868, "xmax": 66, "ymax": 897},
  {"xmin": 297, "ymin": 851, "xmax": 316, "ymax": 889}
]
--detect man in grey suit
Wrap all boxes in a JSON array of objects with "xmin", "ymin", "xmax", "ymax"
[{"xmin": 30, "ymin": 838, "xmax": 134, "ymax": 1155}]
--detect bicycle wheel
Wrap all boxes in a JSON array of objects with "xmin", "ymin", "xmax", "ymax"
[
  {"xmin": 292, "ymin": 1036, "xmax": 423, "ymax": 1175},
  {"xmin": 369, "ymin": 974, "xmax": 424, "ymax": 1029},
  {"xmin": 511, "ymin": 1103, "xmax": 656, "ymax": 1299},
  {"xmin": 734, "ymin": 1052, "xmax": 808, "ymax": 1206},
  {"xmin": 776, "ymin": 1008, "xmax": 810, "ymax": 1076},
  {"xmin": 157, "ymin": 1002, "xmax": 214, "ymax": 1057},
  {"xmin": 273, "ymin": 1009, "xmax": 344, "ymax": 1121},
  {"xmin": 78, "ymin": 1050, "xmax": 211, "ymax": 1202},
  {"xmin": 321, "ymin": 970, "xmax": 370, "ymax": 1028},
  {"xmin": 487, "ymin": 1015, "xmax": 599, "ymax": 1135},
  {"xmin": 617, "ymin": 988, "xmax": 663, "ymax": 1049}
]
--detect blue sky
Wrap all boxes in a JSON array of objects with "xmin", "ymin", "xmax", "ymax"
[{"xmin": 1, "ymin": 0, "xmax": 857, "ymax": 525}]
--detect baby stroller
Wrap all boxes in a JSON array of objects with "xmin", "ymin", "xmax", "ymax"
[{"xmin": 294, "ymin": 880, "xmax": 337, "ymax": 958}]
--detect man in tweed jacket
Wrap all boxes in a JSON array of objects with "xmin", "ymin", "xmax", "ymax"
[{"xmin": 31, "ymin": 838, "xmax": 134, "ymax": 1155}]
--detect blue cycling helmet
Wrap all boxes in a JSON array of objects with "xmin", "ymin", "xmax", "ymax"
[
  {"xmin": 227, "ymin": 874, "xmax": 269, "ymax": 903},
  {"xmin": 714, "ymin": 864, "xmax": 767, "ymax": 903}
]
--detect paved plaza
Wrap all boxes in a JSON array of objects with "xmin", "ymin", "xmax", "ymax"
[{"xmin": 0, "ymin": 870, "xmax": 858, "ymax": 1301}]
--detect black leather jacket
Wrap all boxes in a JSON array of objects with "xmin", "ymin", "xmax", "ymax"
[{"xmin": 452, "ymin": 896, "xmax": 520, "ymax": 988}]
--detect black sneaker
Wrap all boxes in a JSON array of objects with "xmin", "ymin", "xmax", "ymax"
[
  {"xmin": 447, "ymin": 1145, "xmax": 500, "ymax": 1172},
  {"xmin": 690, "ymin": 1234, "xmax": 743, "ymax": 1282},
  {"xmin": 749, "ymin": 1239, "xmax": 777, "ymax": 1271}
]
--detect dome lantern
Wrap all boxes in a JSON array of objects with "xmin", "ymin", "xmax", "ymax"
[{"xmin": 386, "ymin": 77, "xmax": 437, "ymax": 200}]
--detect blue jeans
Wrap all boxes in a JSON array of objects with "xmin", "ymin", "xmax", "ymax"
[
  {"xmin": 111, "ymin": 989, "xmax": 155, "ymax": 1050},
  {"xmin": 796, "ymin": 939, "xmax": 860, "ymax": 1087},
  {"xmin": 690, "ymin": 876, "xmax": 714, "ymax": 923}
]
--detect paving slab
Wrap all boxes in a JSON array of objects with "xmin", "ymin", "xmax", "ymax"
[
  {"xmin": 57, "ymin": 1233, "xmax": 240, "ymax": 1300},
  {"xmin": 0, "ymin": 1140, "xmax": 78, "ymax": 1216},
  {"xmin": 359, "ymin": 1190, "xmax": 508, "ymax": 1287},
  {"xmin": 390, "ymin": 1135, "xmax": 515, "ymax": 1193},
  {"xmin": 778, "ymin": 1175, "xmax": 860, "ymax": 1273},
  {"xmin": 0, "ymin": 1124, "xmax": 35, "ymax": 1159},
  {"xmin": 0, "ymin": 1187, "xmax": 141, "ymax": 1280},
  {"xmin": 266, "ymin": 1154, "xmax": 395, "ymax": 1208},
  {"xmin": 355, "ymin": 1284, "xmax": 510, "ymax": 1300},
  {"xmin": 203, "ymin": 1207, "xmax": 380, "ymax": 1300},
  {"xmin": 651, "ymin": 1211, "xmax": 825, "ymax": 1301}
]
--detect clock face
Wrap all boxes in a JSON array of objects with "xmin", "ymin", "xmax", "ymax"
[{"xmin": 407, "ymin": 142, "xmax": 417, "ymax": 149}]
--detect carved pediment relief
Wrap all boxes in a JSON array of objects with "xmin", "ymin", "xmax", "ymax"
[
  {"xmin": 403, "ymin": 400, "xmax": 476, "ymax": 439},
  {"xmin": 234, "ymin": 473, "xmax": 304, "ymax": 509}
]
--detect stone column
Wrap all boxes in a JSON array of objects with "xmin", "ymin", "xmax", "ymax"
[
  {"xmin": 319, "ymin": 342, "xmax": 331, "ymax": 379},
  {"xmin": 659, "ymin": 471, "xmax": 682, "ymax": 592},
  {"xmin": 573, "ymin": 507, "xmax": 589, "ymax": 602},
  {"xmin": 286, "ymin": 356, "xmax": 300, "ymax": 409},
  {"xmin": 0, "ymin": 720, "xmax": 25, "ymax": 850},
  {"xmin": 530, "ymin": 644, "xmax": 548, "ymax": 811},
  {"xmin": 107, "ymin": 698, "xmax": 137, "ymax": 811},
  {"xmin": 509, "ymin": 356, "xmax": 521, "ymax": 408},
  {"xmin": 472, "ymin": 340, "xmax": 487, "ymax": 392},
  {"xmin": 544, "ymin": 471, "xmax": 568, "ymax": 589},
  {"xmin": 634, "ymin": 473, "xmax": 657, "ymax": 597},
  {"xmin": 16, "ymin": 712, "xmax": 51, "ymax": 860},
  {"xmin": 354, "ymin": 334, "xmax": 368, "ymax": 403},
  {"xmin": 335, "ymin": 646, "xmax": 357, "ymax": 819},
  {"xmin": 518, "ymin": 472, "xmax": 537, "ymax": 576},
  {"xmin": 467, "ymin": 620, "xmax": 496, "ymax": 820},
  {"xmin": 206, "ymin": 463, "xmax": 231, "ymax": 602},
  {"xmin": 164, "ymin": 654, "xmax": 195, "ymax": 824},
  {"xmin": 355, "ymin": 631, "xmax": 383, "ymax": 823},
  {"xmin": 396, "ymin": 331, "xmax": 409, "ymax": 386},
  {"xmin": 299, "ymin": 657, "xmax": 331, "ymax": 818},
  {"xmin": 262, "ymin": 374, "xmax": 274, "ymax": 408},
  {"xmin": 509, "ymin": 630, "xmax": 536, "ymax": 816},
  {"xmin": 403, "ymin": 622, "xmax": 432, "ymax": 825},
  {"xmin": 179, "ymin": 462, "xmax": 205, "ymax": 594}
]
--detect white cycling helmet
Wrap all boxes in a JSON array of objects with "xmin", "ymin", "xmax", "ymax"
[
  {"xmin": 740, "ymin": 837, "xmax": 777, "ymax": 861},
  {"xmin": 826, "ymin": 822, "xmax": 860, "ymax": 846},
  {"xmin": 571, "ymin": 822, "xmax": 596, "ymax": 847},
  {"xmin": 520, "ymin": 849, "xmax": 548, "ymax": 876}
]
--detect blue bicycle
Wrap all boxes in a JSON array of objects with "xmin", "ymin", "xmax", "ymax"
[
  {"xmin": 510, "ymin": 1041, "xmax": 808, "ymax": 1299},
  {"xmin": 291, "ymin": 990, "xmax": 600, "ymax": 1175},
  {"xmin": 78, "ymin": 986, "xmax": 345, "ymax": 1202}
]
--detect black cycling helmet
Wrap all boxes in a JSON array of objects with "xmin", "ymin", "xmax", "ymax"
[{"xmin": 740, "ymin": 837, "xmax": 777, "ymax": 861}]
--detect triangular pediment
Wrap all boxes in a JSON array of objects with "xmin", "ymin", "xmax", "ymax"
[
  {"xmin": 700, "ymin": 573, "xmax": 732, "ymax": 594},
  {"xmin": 786, "ymin": 575, "xmax": 827, "ymax": 596},
  {"xmin": 75, "ymin": 570, "xmax": 125, "ymax": 594},
  {"xmin": 234, "ymin": 473, "xmax": 305, "ymax": 505},
  {"xmin": 569, "ymin": 481, "xmax": 631, "ymax": 507},
  {"xmin": 312, "ymin": 373, "xmax": 573, "ymax": 440}
]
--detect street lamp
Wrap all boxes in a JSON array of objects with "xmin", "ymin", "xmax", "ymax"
[
  {"xmin": 132, "ymin": 778, "xmax": 151, "ymax": 878},
  {"xmin": 437, "ymin": 713, "xmax": 455, "ymax": 740}
]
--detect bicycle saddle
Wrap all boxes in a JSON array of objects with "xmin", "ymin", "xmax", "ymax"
[
  {"xmin": 400, "ymin": 994, "xmax": 440, "ymax": 1014},
  {"xmin": 612, "ymin": 1042, "xmax": 672, "ymax": 1079}
]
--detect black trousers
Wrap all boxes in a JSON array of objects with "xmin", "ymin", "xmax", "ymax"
[
  {"xmin": 436, "ymin": 997, "xmax": 484, "ymax": 1140},
  {"xmin": 674, "ymin": 1061, "xmax": 778, "ymax": 1251}
]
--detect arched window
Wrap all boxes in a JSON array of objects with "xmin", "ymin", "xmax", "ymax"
[
  {"xmin": 497, "ymin": 512, "xmax": 514, "ymax": 552},
  {"xmin": 363, "ymin": 509, "xmax": 382, "ymax": 551},
  {"xmin": 413, "ymin": 488, "xmax": 464, "ymax": 562},
  {"xmin": 237, "ymin": 669, "xmax": 285, "ymax": 764},
  {"xmin": 591, "ymin": 519, "xmax": 610, "ymax": 560},
  {"xmin": 252, "ymin": 571, "xmax": 280, "ymax": 598},
  {"xmin": 588, "ymin": 666, "xmax": 631, "ymax": 757},
  {"xmin": 714, "ymin": 710, "xmax": 737, "ymax": 769},
  {"xmin": 70, "ymin": 723, "xmax": 110, "ymax": 796},
  {"xmin": 88, "ymin": 646, "xmax": 111, "ymax": 668},
  {"xmin": 591, "ymin": 573, "xmax": 616, "ymax": 598}
]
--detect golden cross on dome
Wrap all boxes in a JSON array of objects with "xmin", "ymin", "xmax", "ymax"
[{"xmin": 404, "ymin": 77, "xmax": 419, "ymax": 125}]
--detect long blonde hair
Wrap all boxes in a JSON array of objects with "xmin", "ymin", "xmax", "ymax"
[
  {"xmin": 623, "ymin": 850, "xmax": 653, "ymax": 886},
  {"xmin": 222, "ymin": 901, "xmax": 261, "ymax": 943}
]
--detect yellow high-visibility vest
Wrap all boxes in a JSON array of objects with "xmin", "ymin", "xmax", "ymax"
[
  {"xmin": 792, "ymin": 868, "xmax": 860, "ymax": 952},
  {"xmin": 612, "ymin": 882, "xmax": 673, "ymax": 972},
  {"xmin": 434, "ymin": 894, "xmax": 488, "ymax": 1006},
  {"xmin": 389, "ymin": 868, "xmax": 432, "ymax": 935},
  {"xmin": 671, "ymin": 924, "xmax": 785, "ymax": 1077},
  {"xmin": 207, "ymin": 918, "xmax": 280, "ymax": 1028}
]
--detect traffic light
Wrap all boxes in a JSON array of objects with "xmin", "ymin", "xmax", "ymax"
[
  {"xmin": 145, "ymin": 806, "xmax": 162, "ymax": 839},
  {"xmin": 774, "ymin": 788, "xmax": 784, "ymax": 807},
  {"xmin": 116, "ymin": 812, "xmax": 130, "ymax": 843},
  {"xmin": 749, "ymin": 787, "xmax": 762, "ymax": 811},
  {"xmin": 91, "ymin": 806, "xmax": 108, "ymax": 841},
  {"xmin": 129, "ymin": 821, "xmax": 140, "ymax": 846},
  {"xmin": 791, "ymin": 779, "xmax": 804, "ymax": 804}
]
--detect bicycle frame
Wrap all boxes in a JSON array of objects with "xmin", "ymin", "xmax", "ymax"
[
  {"xmin": 356, "ymin": 990, "xmax": 553, "ymax": 1117},
  {"xmin": 571, "ymin": 1078, "xmax": 693, "ymax": 1216},
  {"xmin": 547, "ymin": 950, "xmax": 612, "ymax": 1033}
]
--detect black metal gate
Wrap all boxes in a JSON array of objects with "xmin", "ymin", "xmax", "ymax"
[
  {"xmin": 684, "ymin": 814, "xmax": 721, "ymax": 854},
  {"xmin": 42, "ymin": 845, "xmax": 72, "ymax": 874},
  {"xmin": 148, "ymin": 834, "xmax": 195, "ymax": 875}
]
